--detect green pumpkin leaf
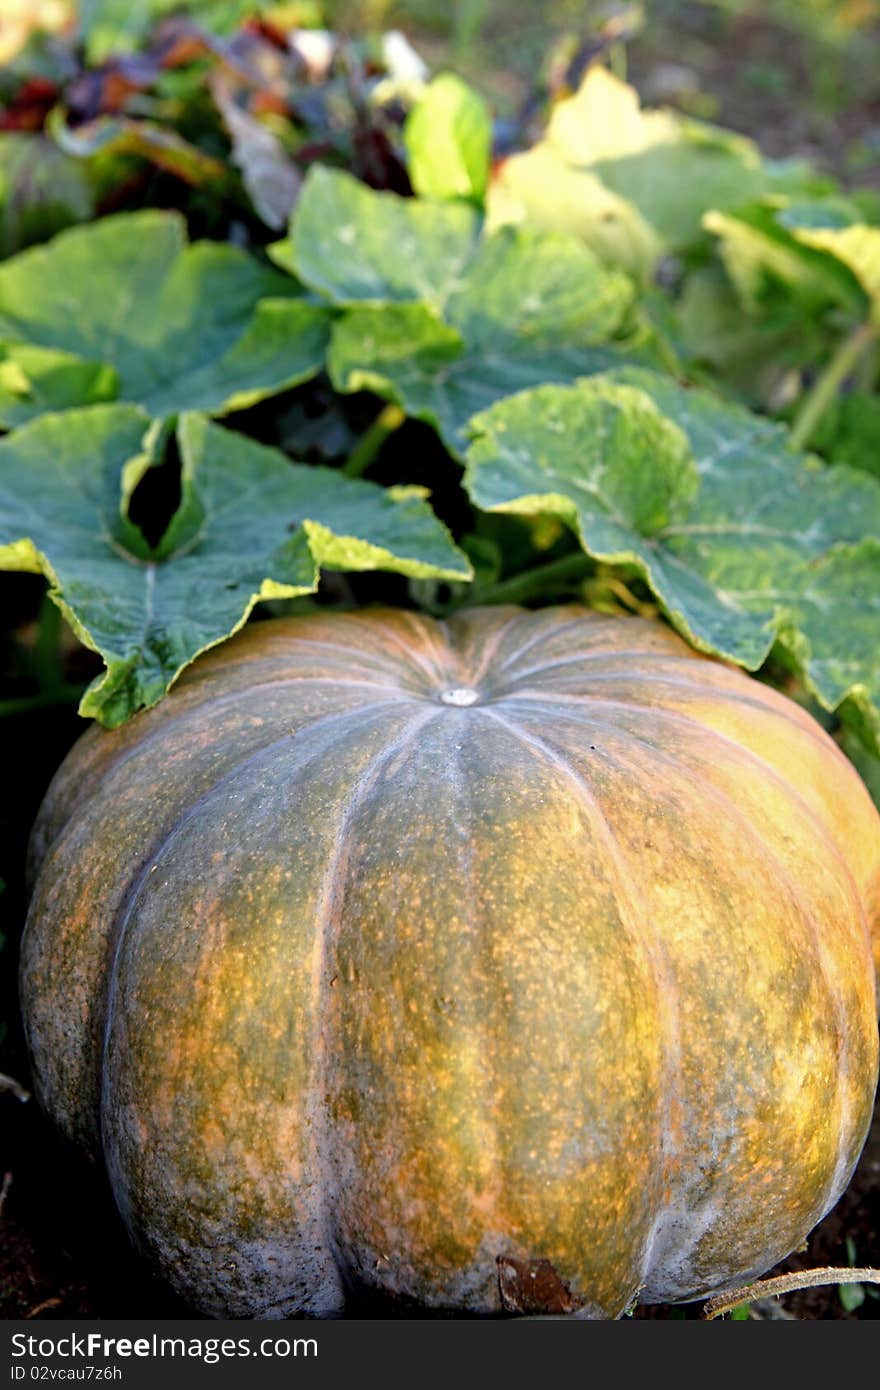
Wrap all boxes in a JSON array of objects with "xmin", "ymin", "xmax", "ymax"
[
  {"xmin": 329, "ymin": 297, "xmax": 628, "ymax": 456},
  {"xmin": 674, "ymin": 269, "xmax": 828, "ymax": 408},
  {"xmin": 0, "ymin": 211, "xmax": 330, "ymax": 423},
  {"xmin": 270, "ymin": 165, "xmax": 482, "ymax": 310},
  {"xmin": 703, "ymin": 200, "xmax": 869, "ymax": 319},
  {"xmin": 0, "ymin": 344, "xmax": 118, "ymax": 429},
  {"xmin": 487, "ymin": 66, "xmax": 780, "ymax": 273},
  {"xmin": 404, "ymin": 73, "xmax": 492, "ymax": 204},
  {"xmin": 312, "ymin": 181, "xmax": 634, "ymax": 453},
  {"xmin": 466, "ymin": 369, "xmax": 880, "ymax": 743},
  {"xmin": 487, "ymin": 143, "xmax": 663, "ymax": 285},
  {"xmin": 466, "ymin": 377, "xmax": 698, "ymax": 535},
  {"xmin": 778, "ymin": 203, "xmax": 880, "ymax": 325},
  {"xmin": 283, "ymin": 169, "xmax": 635, "ymax": 453},
  {"xmin": 0, "ymin": 406, "xmax": 470, "ymax": 726}
]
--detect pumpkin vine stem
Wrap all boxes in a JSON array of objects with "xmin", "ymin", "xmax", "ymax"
[
  {"xmin": 789, "ymin": 320, "xmax": 876, "ymax": 452},
  {"xmin": 0, "ymin": 684, "xmax": 85, "ymax": 719},
  {"xmin": 467, "ymin": 551, "xmax": 593, "ymax": 606},
  {"xmin": 702, "ymin": 1266, "xmax": 880, "ymax": 1319},
  {"xmin": 342, "ymin": 403, "xmax": 406, "ymax": 478}
]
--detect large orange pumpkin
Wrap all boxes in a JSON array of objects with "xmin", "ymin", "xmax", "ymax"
[{"xmin": 21, "ymin": 605, "xmax": 880, "ymax": 1318}]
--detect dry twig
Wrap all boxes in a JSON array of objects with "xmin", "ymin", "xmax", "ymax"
[
  {"xmin": 703, "ymin": 1267, "xmax": 880, "ymax": 1319},
  {"xmin": 25, "ymin": 1298, "xmax": 63, "ymax": 1320},
  {"xmin": 0, "ymin": 1072, "xmax": 30, "ymax": 1103}
]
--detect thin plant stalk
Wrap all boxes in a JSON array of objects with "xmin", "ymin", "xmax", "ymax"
[
  {"xmin": 790, "ymin": 320, "xmax": 876, "ymax": 452},
  {"xmin": 343, "ymin": 404, "xmax": 406, "ymax": 478},
  {"xmin": 703, "ymin": 1266, "xmax": 880, "ymax": 1319},
  {"xmin": 469, "ymin": 552, "xmax": 592, "ymax": 606}
]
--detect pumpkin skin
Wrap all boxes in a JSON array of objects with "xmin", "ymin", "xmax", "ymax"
[{"xmin": 20, "ymin": 605, "xmax": 880, "ymax": 1319}]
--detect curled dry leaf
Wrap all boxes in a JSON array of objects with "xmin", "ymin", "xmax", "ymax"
[{"xmin": 211, "ymin": 73, "xmax": 301, "ymax": 231}]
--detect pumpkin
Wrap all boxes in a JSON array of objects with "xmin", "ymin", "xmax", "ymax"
[{"xmin": 21, "ymin": 605, "xmax": 880, "ymax": 1319}]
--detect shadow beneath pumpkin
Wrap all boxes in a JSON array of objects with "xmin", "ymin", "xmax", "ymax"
[
  {"xmin": 1, "ymin": 1081, "xmax": 878, "ymax": 1320},
  {"xmin": 0, "ymin": 1096, "xmax": 194, "ymax": 1319}
]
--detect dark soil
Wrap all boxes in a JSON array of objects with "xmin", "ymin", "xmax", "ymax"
[{"xmin": 629, "ymin": 4, "xmax": 880, "ymax": 190}]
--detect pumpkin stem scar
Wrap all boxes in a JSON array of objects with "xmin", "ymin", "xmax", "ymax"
[{"xmin": 439, "ymin": 687, "xmax": 480, "ymax": 706}]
